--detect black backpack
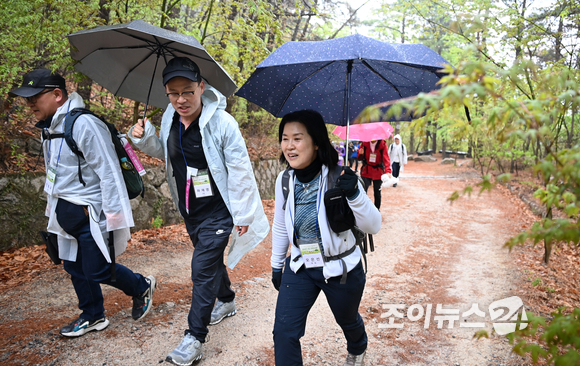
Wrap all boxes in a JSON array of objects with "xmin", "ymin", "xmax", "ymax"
[
  {"xmin": 281, "ymin": 165, "xmax": 375, "ymax": 284},
  {"xmin": 43, "ymin": 108, "xmax": 144, "ymax": 199}
]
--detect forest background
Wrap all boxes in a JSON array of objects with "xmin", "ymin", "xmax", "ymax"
[{"xmin": 1, "ymin": 0, "xmax": 579, "ymax": 363}]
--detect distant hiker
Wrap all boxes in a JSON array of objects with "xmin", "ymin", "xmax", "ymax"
[
  {"xmin": 271, "ymin": 110, "xmax": 381, "ymax": 366},
  {"xmin": 129, "ymin": 57, "xmax": 269, "ymax": 365},
  {"xmin": 388, "ymin": 134, "xmax": 408, "ymax": 187},
  {"xmin": 9, "ymin": 69, "xmax": 156, "ymax": 337},
  {"xmin": 347, "ymin": 142, "xmax": 359, "ymax": 172},
  {"xmin": 357, "ymin": 139, "xmax": 392, "ymax": 210}
]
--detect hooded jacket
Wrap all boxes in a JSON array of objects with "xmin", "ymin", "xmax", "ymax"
[
  {"xmin": 271, "ymin": 165, "xmax": 381, "ymax": 279},
  {"xmin": 42, "ymin": 92, "xmax": 134, "ymax": 262},
  {"xmin": 389, "ymin": 134, "xmax": 408, "ymax": 173},
  {"xmin": 129, "ymin": 84, "xmax": 269, "ymax": 268}
]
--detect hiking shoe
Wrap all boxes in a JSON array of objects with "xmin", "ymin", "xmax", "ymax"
[
  {"xmin": 344, "ymin": 350, "xmax": 366, "ymax": 366},
  {"xmin": 393, "ymin": 183, "xmax": 397, "ymax": 187},
  {"xmin": 166, "ymin": 334, "xmax": 202, "ymax": 365},
  {"xmin": 60, "ymin": 316, "xmax": 109, "ymax": 337},
  {"xmin": 209, "ymin": 299, "xmax": 236, "ymax": 325},
  {"xmin": 132, "ymin": 275, "xmax": 156, "ymax": 321}
]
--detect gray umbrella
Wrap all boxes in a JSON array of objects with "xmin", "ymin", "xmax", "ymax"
[{"xmin": 67, "ymin": 19, "xmax": 237, "ymax": 110}]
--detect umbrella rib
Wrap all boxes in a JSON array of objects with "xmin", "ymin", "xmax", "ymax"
[
  {"xmin": 361, "ymin": 60, "xmax": 403, "ymax": 98},
  {"xmin": 109, "ymin": 29, "xmax": 218, "ymax": 63},
  {"xmin": 75, "ymin": 29, "xmax": 217, "ymax": 64},
  {"xmin": 114, "ymin": 48, "xmax": 160, "ymax": 96},
  {"xmin": 274, "ymin": 61, "xmax": 336, "ymax": 116}
]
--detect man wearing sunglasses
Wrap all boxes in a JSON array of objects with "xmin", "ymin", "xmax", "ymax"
[
  {"xmin": 129, "ymin": 57, "xmax": 269, "ymax": 365},
  {"xmin": 9, "ymin": 69, "xmax": 156, "ymax": 338}
]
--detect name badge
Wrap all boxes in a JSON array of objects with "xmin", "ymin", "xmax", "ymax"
[
  {"xmin": 193, "ymin": 169, "xmax": 213, "ymax": 198},
  {"xmin": 184, "ymin": 167, "xmax": 199, "ymax": 214},
  {"xmin": 299, "ymin": 242, "xmax": 324, "ymax": 268},
  {"xmin": 44, "ymin": 166, "xmax": 57, "ymax": 195},
  {"xmin": 369, "ymin": 153, "xmax": 377, "ymax": 163}
]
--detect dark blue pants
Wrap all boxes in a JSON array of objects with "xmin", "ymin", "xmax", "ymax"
[
  {"xmin": 273, "ymin": 257, "xmax": 367, "ymax": 366},
  {"xmin": 392, "ymin": 162, "xmax": 400, "ymax": 178},
  {"xmin": 184, "ymin": 214, "xmax": 235, "ymax": 342},
  {"xmin": 56, "ymin": 199, "xmax": 148, "ymax": 322}
]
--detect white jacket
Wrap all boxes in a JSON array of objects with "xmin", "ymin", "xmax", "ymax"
[
  {"xmin": 389, "ymin": 134, "xmax": 408, "ymax": 173},
  {"xmin": 129, "ymin": 84, "xmax": 269, "ymax": 268},
  {"xmin": 43, "ymin": 92, "xmax": 134, "ymax": 262},
  {"xmin": 271, "ymin": 165, "xmax": 381, "ymax": 279}
]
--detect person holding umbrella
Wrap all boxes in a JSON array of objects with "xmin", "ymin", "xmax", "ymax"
[
  {"xmin": 357, "ymin": 140, "xmax": 391, "ymax": 210},
  {"xmin": 388, "ymin": 134, "xmax": 408, "ymax": 187},
  {"xmin": 271, "ymin": 110, "xmax": 381, "ymax": 366},
  {"xmin": 128, "ymin": 57, "xmax": 269, "ymax": 365},
  {"xmin": 8, "ymin": 69, "xmax": 156, "ymax": 337}
]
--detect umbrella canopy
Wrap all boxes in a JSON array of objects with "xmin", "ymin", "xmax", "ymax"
[
  {"xmin": 332, "ymin": 122, "xmax": 394, "ymax": 141},
  {"xmin": 236, "ymin": 34, "xmax": 450, "ymax": 126},
  {"xmin": 67, "ymin": 19, "xmax": 237, "ymax": 109}
]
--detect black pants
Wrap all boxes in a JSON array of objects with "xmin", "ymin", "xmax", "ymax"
[
  {"xmin": 56, "ymin": 199, "xmax": 148, "ymax": 321},
  {"xmin": 273, "ymin": 257, "xmax": 367, "ymax": 365},
  {"xmin": 392, "ymin": 162, "xmax": 400, "ymax": 178},
  {"xmin": 362, "ymin": 176, "xmax": 381, "ymax": 210},
  {"xmin": 184, "ymin": 214, "xmax": 235, "ymax": 342}
]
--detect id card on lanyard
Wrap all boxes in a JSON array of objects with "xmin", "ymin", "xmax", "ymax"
[
  {"xmin": 291, "ymin": 176, "xmax": 324, "ymax": 268},
  {"xmin": 369, "ymin": 153, "xmax": 377, "ymax": 163},
  {"xmin": 297, "ymin": 239, "xmax": 324, "ymax": 268},
  {"xmin": 180, "ymin": 118, "xmax": 213, "ymax": 215}
]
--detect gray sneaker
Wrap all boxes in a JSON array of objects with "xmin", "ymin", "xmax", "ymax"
[
  {"xmin": 344, "ymin": 350, "xmax": 365, "ymax": 366},
  {"xmin": 209, "ymin": 299, "xmax": 236, "ymax": 325},
  {"xmin": 166, "ymin": 334, "xmax": 202, "ymax": 365}
]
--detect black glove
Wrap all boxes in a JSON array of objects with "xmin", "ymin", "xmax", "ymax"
[
  {"xmin": 336, "ymin": 167, "xmax": 359, "ymax": 198},
  {"xmin": 272, "ymin": 269, "xmax": 282, "ymax": 291}
]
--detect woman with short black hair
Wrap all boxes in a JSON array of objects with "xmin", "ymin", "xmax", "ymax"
[{"xmin": 271, "ymin": 110, "xmax": 381, "ymax": 366}]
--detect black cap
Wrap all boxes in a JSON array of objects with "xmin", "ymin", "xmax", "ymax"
[
  {"xmin": 162, "ymin": 57, "xmax": 201, "ymax": 85},
  {"xmin": 9, "ymin": 69, "xmax": 66, "ymax": 98}
]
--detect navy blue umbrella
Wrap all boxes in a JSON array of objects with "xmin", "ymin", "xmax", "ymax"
[{"xmin": 236, "ymin": 34, "xmax": 451, "ymax": 128}]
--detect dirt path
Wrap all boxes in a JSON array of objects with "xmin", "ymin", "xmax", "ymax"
[{"xmin": 0, "ymin": 159, "xmax": 533, "ymax": 365}]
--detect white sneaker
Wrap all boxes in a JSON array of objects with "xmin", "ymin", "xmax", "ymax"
[
  {"xmin": 209, "ymin": 299, "xmax": 236, "ymax": 325},
  {"xmin": 166, "ymin": 334, "xmax": 202, "ymax": 365},
  {"xmin": 344, "ymin": 350, "xmax": 365, "ymax": 366}
]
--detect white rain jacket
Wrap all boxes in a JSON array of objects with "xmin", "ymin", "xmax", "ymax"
[
  {"xmin": 271, "ymin": 165, "xmax": 381, "ymax": 279},
  {"xmin": 128, "ymin": 84, "xmax": 269, "ymax": 269},
  {"xmin": 389, "ymin": 134, "xmax": 408, "ymax": 173},
  {"xmin": 43, "ymin": 92, "xmax": 134, "ymax": 262}
]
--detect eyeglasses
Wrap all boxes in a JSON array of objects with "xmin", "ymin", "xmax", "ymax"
[
  {"xmin": 25, "ymin": 89, "xmax": 54, "ymax": 104},
  {"xmin": 165, "ymin": 86, "xmax": 199, "ymax": 101}
]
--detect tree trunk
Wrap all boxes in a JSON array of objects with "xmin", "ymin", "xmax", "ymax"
[
  {"xmin": 431, "ymin": 123, "xmax": 437, "ymax": 153},
  {"xmin": 76, "ymin": 75, "xmax": 92, "ymax": 106},
  {"xmin": 569, "ymin": 108, "xmax": 576, "ymax": 148},
  {"xmin": 544, "ymin": 207, "xmax": 553, "ymax": 264},
  {"xmin": 400, "ymin": 17, "xmax": 405, "ymax": 43},
  {"xmin": 291, "ymin": 10, "xmax": 304, "ymax": 41},
  {"xmin": 409, "ymin": 131, "xmax": 414, "ymax": 154},
  {"xmin": 441, "ymin": 139, "xmax": 446, "ymax": 158},
  {"xmin": 98, "ymin": 0, "xmax": 110, "ymax": 23}
]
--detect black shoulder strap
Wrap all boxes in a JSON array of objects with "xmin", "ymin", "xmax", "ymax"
[
  {"xmin": 64, "ymin": 108, "xmax": 95, "ymax": 187},
  {"xmin": 327, "ymin": 165, "xmax": 343, "ymax": 190},
  {"xmin": 282, "ymin": 169, "xmax": 291, "ymax": 210},
  {"xmin": 64, "ymin": 108, "xmax": 96, "ymax": 159},
  {"xmin": 282, "ymin": 165, "xmax": 344, "ymax": 210}
]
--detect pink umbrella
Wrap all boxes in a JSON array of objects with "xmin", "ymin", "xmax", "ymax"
[{"xmin": 332, "ymin": 122, "xmax": 394, "ymax": 141}]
